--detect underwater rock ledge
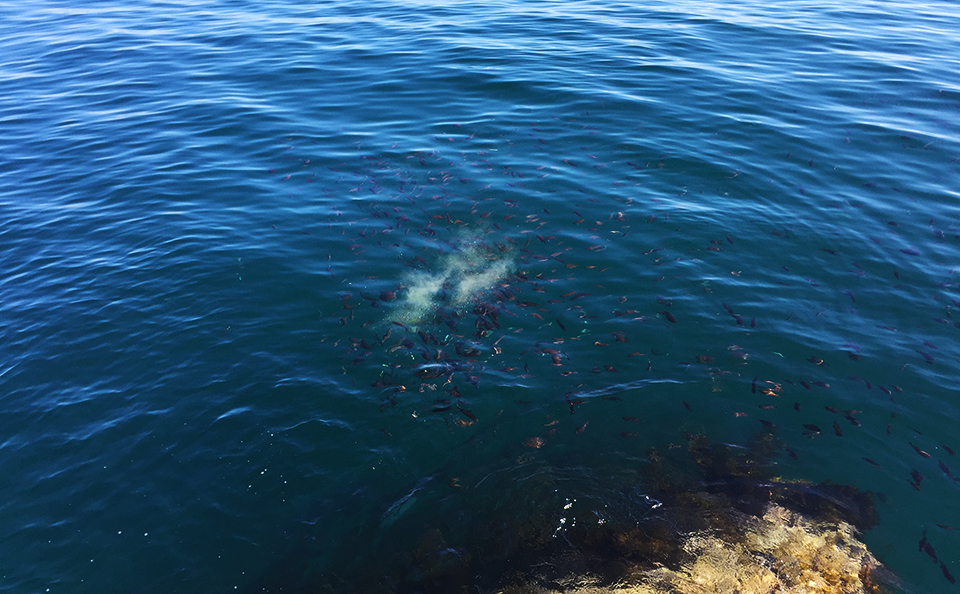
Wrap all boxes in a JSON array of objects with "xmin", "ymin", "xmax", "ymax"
[
  {"xmin": 497, "ymin": 501, "xmax": 893, "ymax": 594},
  {"xmin": 246, "ymin": 436, "xmax": 900, "ymax": 594}
]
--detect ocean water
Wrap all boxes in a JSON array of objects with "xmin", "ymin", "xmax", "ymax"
[{"xmin": 1, "ymin": 0, "xmax": 959, "ymax": 592}]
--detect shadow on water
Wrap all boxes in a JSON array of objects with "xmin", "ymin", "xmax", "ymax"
[{"xmin": 241, "ymin": 427, "xmax": 904, "ymax": 594}]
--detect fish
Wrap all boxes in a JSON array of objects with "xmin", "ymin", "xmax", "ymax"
[
  {"xmin": 938, "ymin": 460, "xmax": 953, "ymax": 477},
  {"xmin": 919, "ymin": 530, "xmax": 939, "ymax": 563},
  {"xmin": 910, "ymin": 468, "xmax": 924, "ymax": 491},
  {"xmin": 659, "ymin": 310, "xmax": 677, "ymax": 323},
  {"xmin": 910, "ymin": 442, "xmax": 932, "ymax": 459},
  {"xmin": 942, "ymin": 562, "xmax": 956, "ymax": 584},
  {"xmin": 523, "ymin": 437, "xmax": 544, "ymax": 449},
  {"xmin": 457, "ymin": 403, "xmax": 478, "ymax": 422}
]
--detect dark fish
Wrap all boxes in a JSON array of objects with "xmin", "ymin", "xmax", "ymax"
[
  {"xmin": 833, "ymin": 421, "xmax": 843, "ymax": 437},
  {"xmin": 683, "ymin": 401, "xmax": 692, "ymax": 411},
  {"xmin": 523, "ymin": 436, "xmax": 544, "ymax": 448},
  {"xmin": 695, "ymin": 355, "xmax": 714, "ymax": 363},
  {"xmin": 659, "ymin": 310, "xmax": 677, "ymax": 323},
  {"xmin": 920, "ymin": 530, "xmax": 939, "ymax": 563},
  {"xmin": 794, "ymin": 402, "xmax": 801, "ymax": 412},
  {"xmin": 943, "ymin": 444, "xmax": 956, "ymax": 456},
  {"xmin": 911, "ymin": 442, "xmax": 932, "ymax": 458},
  {"xmin": 751, "ymin": 377, "xmax": 757, "ymax": 393},
  {"xmin": 799, "ymin": 381, "xmax": 811, "ymax": 390},
  {"xmin": 825, "ymin": 406, "xmax": 839, "ymax": 413},
  {"xmin": 942, "ymin": 562, "xmax": 956, "ymax": 584},
  {"xmin": 917, "ymin": 350, "xmax": 936, "ymax": 364},
  {"xmin": 845, "ymin": 415, "xmax": 861, "ymax": 427},
  {"xmin": 457, "ymin": 404, "xmax": 478, "ymax": 422},
  {"xmin": 786, "ymin": 448, "xmax": 799, "ymax": 460},
  {"xmin": 555, "ymin": 318, "xmax": 566, "ymax": 331},
  {"xmin": 939, "ymin": 460, "xmax": 953, "ymax": 477},
  {"xmin": 622, "ymin": 416, "xmax": 642, "ymax": 422},
  {"xmin": 575, "ymin": 421, "xmax": 588, "ymax": 434},
  {"xmin": 862, "ymin": 457, "xmax": 881, "ymax": 466},
  {"xmin": 803, "ymin": 424, "xmax": 821, "ymax": 435},
  {"xmin": 456, "ymin": 342, "xmax": 482, "ymax": 357},
  {"xmin": 910, "ymin": 468, "xmax": 924, "ymax": 491}
]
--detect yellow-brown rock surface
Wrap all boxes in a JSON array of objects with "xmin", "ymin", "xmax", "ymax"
[{"xmin": 499, "ymin": 503, "xmax": 890, "ymax": 594}]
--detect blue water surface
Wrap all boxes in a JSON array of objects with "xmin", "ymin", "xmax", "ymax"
[{"xmin": 1, "ymin": 0, "xmax": 959, "ymax": 592}]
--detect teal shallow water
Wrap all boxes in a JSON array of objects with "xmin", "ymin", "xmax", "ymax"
[{"xmin": 1, "ymin": 0, "xmax": 959, "ymax": 592}]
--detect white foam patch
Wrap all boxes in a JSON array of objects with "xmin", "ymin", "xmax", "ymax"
[{"xmin": 393, "ymin": 236, "xmax": 514, "ymax": 328}]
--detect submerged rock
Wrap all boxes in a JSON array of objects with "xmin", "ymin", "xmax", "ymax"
[
  {"xmin": 246, "ymin": 436, "xmax": 899, "ymax": 594},
  {"xmin": 500, "ymin": 502, "xmax": 891, "ymax": 594}
]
